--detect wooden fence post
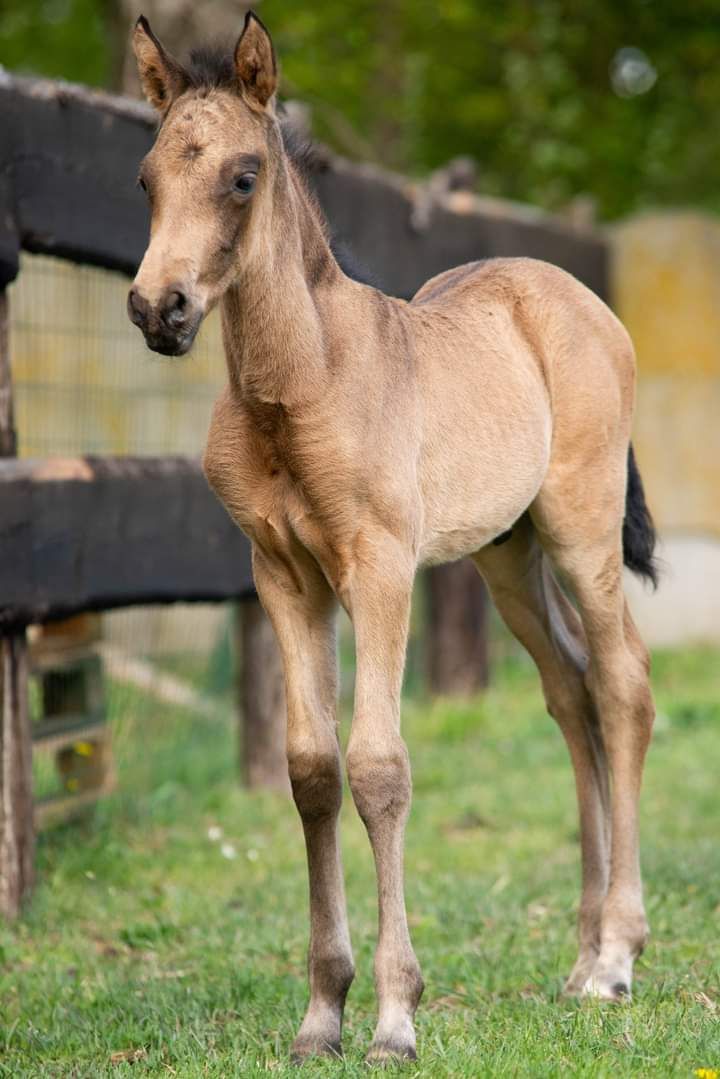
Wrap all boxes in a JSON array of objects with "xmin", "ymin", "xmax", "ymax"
[
  {"xmin": 236, "ymin": 601, "xmax": 290, "ymax": 794},
  {"xmin": 1, "ymin": 637, "xmax": 34, "ymax": 916},
  {"xmin": 0, "ymin": 288, "xmax": 35, "ymax": 918},
  {"xmin": 425, "ymin": 560, "xmax": 489, "ymax": 697}
]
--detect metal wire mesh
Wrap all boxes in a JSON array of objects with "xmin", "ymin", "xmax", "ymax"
[{"xmin": 9, "ymin": 254, "xmax": 224, "ymax": 457}]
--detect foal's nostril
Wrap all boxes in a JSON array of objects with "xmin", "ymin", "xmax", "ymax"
[
  {"xmin": 127, "ymin": 287, "xmax": 148, "ymax": 327},
  {"xmin": 161, "ymin": 290, "xmax": 188, "ymax": 329}
]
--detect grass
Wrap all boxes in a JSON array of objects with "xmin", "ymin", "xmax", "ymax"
[{"xmin": 1, "ymin": 647, "xmax": 719, "ymax": 1076}]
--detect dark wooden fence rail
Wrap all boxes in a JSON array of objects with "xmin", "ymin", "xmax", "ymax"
[
  {"xmin": 0, "ymin": 72, "xmax": 608, "ymax": 916},
  {"xmin": 0, "ymin": 457, "xmax": 254, "ymax": 628},
  {"xmin": 0, "ymin": 75, "xmax": 607, "ymax": 294}
]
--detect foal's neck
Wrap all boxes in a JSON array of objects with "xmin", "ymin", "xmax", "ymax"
[{"xmin": 220, "ymin": 161, "xmax": 348, "ymax": 407}]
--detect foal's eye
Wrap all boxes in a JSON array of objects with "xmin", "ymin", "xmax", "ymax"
[
  {"xmin": 233, "ymin": 172, "xmax": 257, "ymax": 196},
  {"xmin": 137, "ymin": 176, "xmax": 147, "ymax": 194}
]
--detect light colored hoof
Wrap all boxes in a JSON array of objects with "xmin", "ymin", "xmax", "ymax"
[
  {"xmin": 562, "ymin": 976, "xmax": 586, "ymax": 998},
  {"xmin": 290, "ymin": 1036, "xmax": 342, "ymax": 1065},
  {"xmin": 581, "ymin": 974, "xmax": 632, "ymax": 1002},
  {"xmin": 367, "ymin": 1007, "xmax": 418, "ymax": 1064},
  {"xmin": 365, "ymin": 1040, "xmax": 417, "ymax": 1066},
  {"xmin": 563, "ymin": 954, "xmax": 600, "ymax": 997}
]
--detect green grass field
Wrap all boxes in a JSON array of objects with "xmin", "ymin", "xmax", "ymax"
[{"xmin": 2, "ymin": 647, "xmax": 719, "ymax": 1077}]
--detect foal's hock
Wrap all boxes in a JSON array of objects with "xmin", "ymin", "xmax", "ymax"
[{"xmin": 129, "ymin": 11, "xmax": 657, "ymax": 1063}]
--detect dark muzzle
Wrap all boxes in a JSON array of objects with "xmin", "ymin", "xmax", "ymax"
[{"xmin": 127, "ymin": 285, "xmax": 201, "ymax": 356}]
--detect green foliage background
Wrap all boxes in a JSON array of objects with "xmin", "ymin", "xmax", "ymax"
[{"xmin": 2, "ymin": 1, "xmax": 719, "ymax": 219}]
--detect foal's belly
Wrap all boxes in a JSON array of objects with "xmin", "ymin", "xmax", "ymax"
[
  {"xmin": 419, "ymin": 483, "xmax": 541, "ymax": 566},
  {"xmin": 418, "ymin": 406, "xmax": 552, "ymax": 565}
]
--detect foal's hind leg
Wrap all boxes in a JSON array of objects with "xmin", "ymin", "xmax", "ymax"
[
  {"xmin": 474, "ymin": 519, "xmax": 611, "ymax": 993},
  {"xmin": 531, "ymin": 428, "xmax": 655, "ymax": 998},
  {"xmin": 541, "ymin": 534, "xmax": 654, "ymax": 1000},
  {"xmin": 252, "ymin": 546, "xmax": 354, "ymax": 1061}
]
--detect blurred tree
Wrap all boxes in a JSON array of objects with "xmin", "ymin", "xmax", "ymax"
[
  {"xmin": 0, "ymin": 0, "xmax": 111, "ymax": 86},
  {"xmin": 2, "ymin": 0, "xmax": 720, "ymax": 219}
]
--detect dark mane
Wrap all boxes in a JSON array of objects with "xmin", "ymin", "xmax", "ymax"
[{"xmin": 185, "ymin": 45, "xmax": 236, "ymax": 91}]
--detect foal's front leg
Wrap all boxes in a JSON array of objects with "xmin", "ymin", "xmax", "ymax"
[
  {"xmin": 343, "ymin": 542, "xmax": 424, "ymax": 1062},
  {"xmin": 252, "ymin": 548, "xmax": 354, "ymax": 1062}
]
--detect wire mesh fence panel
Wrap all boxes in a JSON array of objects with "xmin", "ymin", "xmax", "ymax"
[{"xmin": 10, "ymin": 254, "xmax": 224, "ymax": 457}]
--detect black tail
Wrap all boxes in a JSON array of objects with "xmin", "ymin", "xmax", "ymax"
[{"xmin": 623, "ymin": 444, "xmax": 658, "ymax": 588}]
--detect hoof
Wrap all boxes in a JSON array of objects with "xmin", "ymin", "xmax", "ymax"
[
  {"xmin": 365, "ymin": 1040, "xmax": 417, "ymax": 1066},
  {"xmin": 581, "ymin": 975, "xmax": 632, "ymax": 1002},
  {"xmin": 290, "ymin": 1037, "xmax": 342, "ymax": 1065},
  {"xmin": 563, "ymin": 951, "xmax": 600, "ymax": 997},
  {"xmin": 563, "ymin": 969, "xmax": 593, "ymax": 998}
]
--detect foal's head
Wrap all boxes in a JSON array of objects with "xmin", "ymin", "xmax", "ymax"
[{"xmin": 128, "ymin": 12, "xmax": 285, "ymax": 355}]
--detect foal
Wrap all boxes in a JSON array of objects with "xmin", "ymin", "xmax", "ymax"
[{"xmin": 128, "ymin": 13, "xmax": 657, "ymax": 1063}]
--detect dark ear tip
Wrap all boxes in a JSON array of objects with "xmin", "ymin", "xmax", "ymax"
[
  {"xmin": 243, "ymin": 10, "xmax": 271, "ymax": 35},
  {"xmin": 135, "ymin": 14, "xmax": 150, "ymax": 31}
]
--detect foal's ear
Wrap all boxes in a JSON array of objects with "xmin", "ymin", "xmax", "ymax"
[
  {"xmin": 132, "ymin": 15, "xmax": 187, "ymax": 115},
  {"xmin": 234, "ymin": 11, "xmax": 277, "ymax": 109}
]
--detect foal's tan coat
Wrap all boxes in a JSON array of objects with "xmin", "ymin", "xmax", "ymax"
[{"xmin": 130, "ymin": 13, "xmax": 655, "ymax": 1063}]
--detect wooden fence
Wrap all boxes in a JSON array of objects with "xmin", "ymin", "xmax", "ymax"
[{"xmin": 0, "ymin": 72, "xmax": 608, "ymax": 917}]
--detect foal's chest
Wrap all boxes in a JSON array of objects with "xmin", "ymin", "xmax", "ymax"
[{"xmin": 203, "ymin": 389, "xmax": 347, "ymax": 580}]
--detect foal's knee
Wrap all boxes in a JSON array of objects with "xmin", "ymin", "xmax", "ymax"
[
  {"xmin": 288, "ymin": 744, "xmax": 342, "ymax": 822},
  {"xmin": 346, "ymin": 735, "xmax": 412, "ymax": 830}
]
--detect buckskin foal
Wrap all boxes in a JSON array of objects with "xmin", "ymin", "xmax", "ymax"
[{"xmin": 128, "ymin": 12, "xmax": 657, "ymax": 1064}]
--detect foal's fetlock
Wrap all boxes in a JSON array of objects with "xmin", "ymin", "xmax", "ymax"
[
  {"xmin": 401, "ymin": 960, "xmax": 425, "ymax": 1013},
  {"xmin": 311, "ymin": 952, "xmax": 356, "ymax": 1000}
]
